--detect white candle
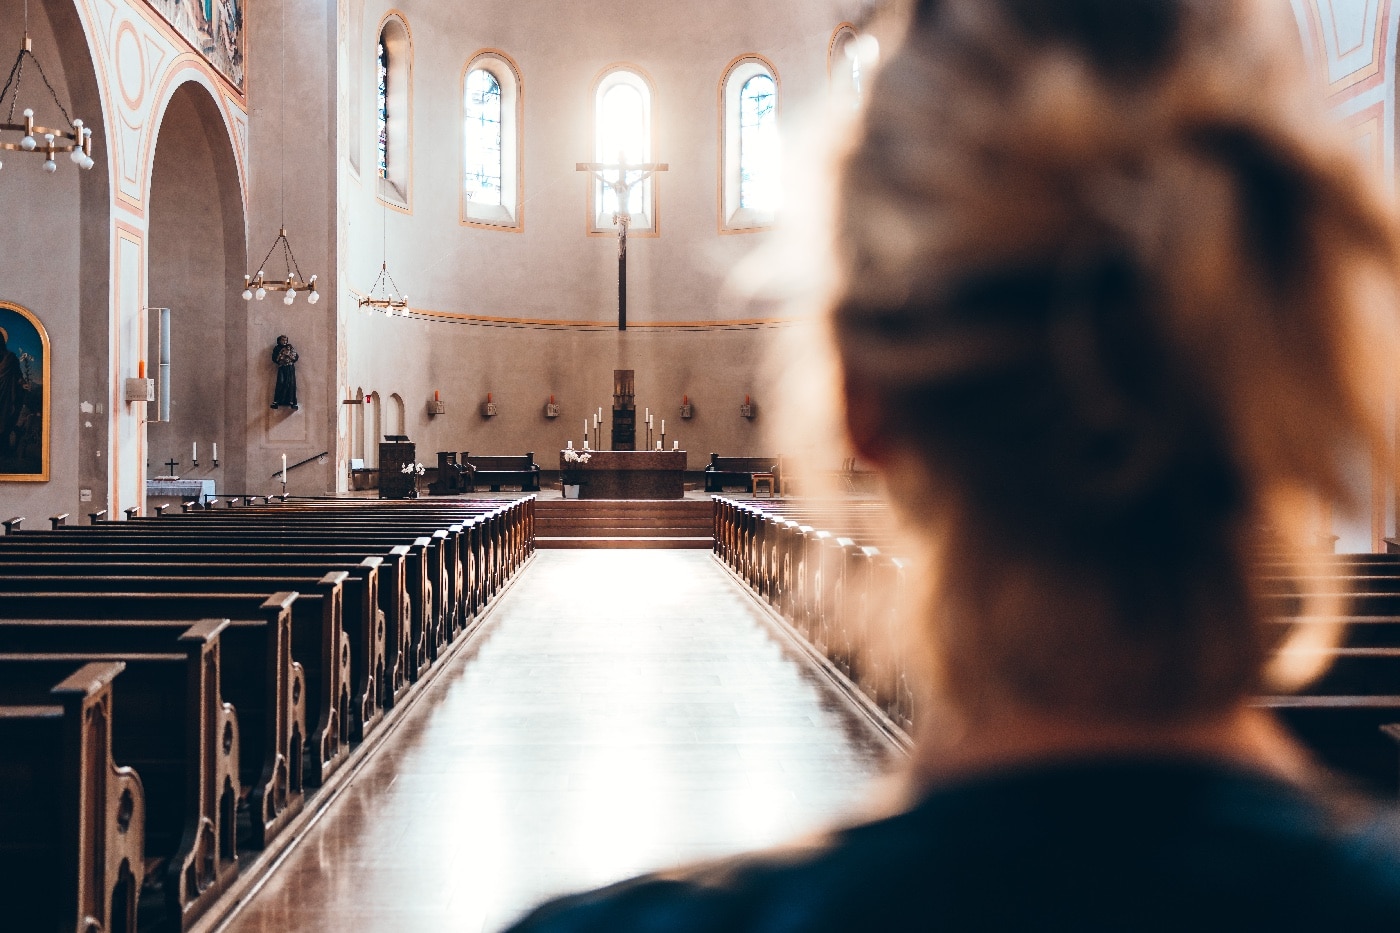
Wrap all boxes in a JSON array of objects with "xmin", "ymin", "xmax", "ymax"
[
  {"xmin": 567, "ymin": 440, "xmax": 573, "ymax": 450},
  {"xmin": 213, "ymin": 442, "xmax": 218, "ymax": 461},
  {"xmin": 282, "ymin": 452, "xmax": 288, "ymax": 484},
  {"xmin": 192, "ymin": 441, "xmax": 197, "ymax": 461},
  {"xmin": 645, "ymin": 407, "xmax": 650, "ymax": 421},
  {"xmin": 584, "ymin": 419, "xmax": 589, "ymax": 437},
  {"xmin": 656, "ymin": 441, "xmax": 662, "ymax": 450},
  {"xmin": 597, "ymin": 407, "xmax": 603, "ymax": 422},
  {"xmin": 673, "ymin": 440, "xmax": 679, "ymax": 450},
  {"xmin": 660, "ymin": 419, "xmax": 665, "ymax": 434}
]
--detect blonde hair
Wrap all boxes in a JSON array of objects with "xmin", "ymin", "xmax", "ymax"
[{"xmin": 831, "ymin": 0, "xmax": 1400, "ymax": 723}]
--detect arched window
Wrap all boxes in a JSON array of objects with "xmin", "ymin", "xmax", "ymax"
[
  {"xmin": 720, "ymin": 56, "xmax": 779, "ymax": 231},
  {"xmin": 829, "ymin": 25, "xmax": 878, "ymax": 107},
  {"xmin": 376, "ymin": 14, "xmax": 413, "ymax": 207},
  {"xmin": 591, "ymin": 68, "xmax": 657, "ymax": 234},
  {"xmin": 463, "ymin": 51, "xmax": 523, "ymax": 229},
  {"xmin": 738, "ymin": 74, "xmax": 778, "ymax": 212}
]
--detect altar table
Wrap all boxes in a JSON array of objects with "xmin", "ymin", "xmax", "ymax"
[{"xmin": 562, "ymin": 449, "xmax": 686, "ymax": 499}]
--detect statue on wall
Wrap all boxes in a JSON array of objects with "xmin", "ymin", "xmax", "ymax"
[{"xmin": 271, "ymin": 335, "xmax": 299, "ymax": 411}]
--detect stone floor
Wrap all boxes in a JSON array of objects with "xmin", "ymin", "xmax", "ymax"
[{"xmin": 220, "ymin": 550, "xmax": 902, "ymax": 932}]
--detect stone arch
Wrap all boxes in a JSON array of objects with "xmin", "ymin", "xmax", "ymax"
[{"xmin": 145, "ymin": 77, "xmax": 249, "ymax": 494}]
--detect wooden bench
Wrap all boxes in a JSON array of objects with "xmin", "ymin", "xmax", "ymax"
[
  {"xmin": 0, "ymin": 595, "xmax": 304, "ymax": 849},
  {"xmin": 0, "ymin": 620, "xmax": 239, "ymax": 929},
  {"xmin": 0, "ymin": 661, "xmax": 146, "ymax": 933},
  {"xmin": 429, "ymin": 451, "xmax": 474, "ymax": 495},
  {"xmin": 463, "ymin": 452, "xmax": 541, "ymax": 491},
  {"xmin": 704, "ymin": 454, "xmax": 782, "ymax": 493}
]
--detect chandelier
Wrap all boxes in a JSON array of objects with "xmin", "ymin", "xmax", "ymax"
[
  {"xmin": 357, "ymin": 201, "xmax": 409, "ymax": 315},
  {"xmin": 357, "ymin": 261, "xmax": 409, "ymax": 315},
  {"xmin": 242, "ymin": 0, "xmax": 316, "ymax": 306},
  {"xmin": 243, "ymin": 227, "xmax": 319, "ymax": 305},
  {"xmin": 0, "ymin": 22, "xmax": 95, "ymax": 174}
]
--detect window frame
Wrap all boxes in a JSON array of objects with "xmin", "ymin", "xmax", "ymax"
[
  {"xmin": 719, "ymin": 54, "xmax": 780, "ymax": 233},
  {"xmin": 588, "ymin": 65, "xmax": 660, "ymax": 237},
  {"xmin": 375, "ymin": 11, "xmax": 413, "ymax": 211},
  {"xmin": 461, "ymin": 49, "xmax": 524, "ymax": 231}
]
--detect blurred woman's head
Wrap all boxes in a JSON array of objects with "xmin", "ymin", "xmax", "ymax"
[{"xmin": 831, "ymin": 0, "xmax": 1400, "ymax": 727}]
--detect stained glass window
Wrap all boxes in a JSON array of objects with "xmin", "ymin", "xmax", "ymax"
[
  {"xmin": 464, "ymin": 69, "xmax": 503, "ymax": 206},
  {"xmin": 738, "ymin": 74, "xmax": 777, "ymax": 212},
  {"xmin": 597, "ymin": 80, "xmax": 649, "ymax": 218},
  {"xmin": 377, "ymin": 39, "xmax": 389, "ymax": 179}
]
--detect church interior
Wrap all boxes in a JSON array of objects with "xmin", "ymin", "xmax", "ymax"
[{"xmin": 4, "ymin": 0, "xmax": 1400, "ymax": 930}]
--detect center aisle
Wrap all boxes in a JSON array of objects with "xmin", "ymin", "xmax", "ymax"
[{"xmin": 222, "ymin": 550, "xmax": 901, "ymax": 932}]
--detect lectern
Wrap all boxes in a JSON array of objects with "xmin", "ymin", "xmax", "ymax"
[{"xmin": 378, "ymin": 436, "xmax": 416, "ymax": 499}]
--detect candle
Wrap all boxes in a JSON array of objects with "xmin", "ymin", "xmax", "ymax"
[
  {"xmin": 673, "ymin": 440, "xmax": 679, "ymax": 450},
  {"xmin": 567, "ymin": 440, "xmax": 573, "ymax": 450},
  {"xmin": 645, "ymin": 407, "xmax": 650, "ymax": 421},
  {"xmin": 192, "ymin": 441, "xmax": 197, "ymax": 461},
  {"xmin": 138, "ymin": 360, "xmax": 146, "ymax": 379},
  {"xmin": 434, "ymin": 389, "xmax": 440, "ymax": 401},
  {"xmin": 683, "ymin": 395, "xmax": 688, "ymax": 405},
  {"xmin": 597, "ymin": 407, "xmax": 603, "ymax": 422},
  {"xmin": 282, "ymin": 452, "xmax": 288, "ymax": 484},
  {"xmin": 656, "ymin": 441, "xmax": 662, "ymax": 451},
  {"xmin": 584, "ymin": 419, "xmax": 589, "ymax": 437},
  {"xmin": 660, "ymin": 419, "xmax": 665, "ymax": 434},
  {"xmin": 213, "ymin": 442, "xmax": 218, "ymax": 461}
]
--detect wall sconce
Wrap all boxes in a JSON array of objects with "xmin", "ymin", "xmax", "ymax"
[
  {"xmin": 740, "ymin": 395, "xmax": 755, "ymax": 419},
  {"xmin": 481, "ymin": 392, "xmax": 498, "ymax": 417},
  {"xmin": 680, "ymin": 394, "xmax": 693, "ymax": 419},
  {"xmin": 124, "ymin": 360, "xmax": 154, "ymax": 404},
  {"xmin": 428, "ymin": 390, "xmax": 445, "ymax": 416},
  {"xmin": 544, "ymin": 395, "xmax": 560, "ymax": 418}
]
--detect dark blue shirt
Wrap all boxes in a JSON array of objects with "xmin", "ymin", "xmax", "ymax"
[{"xmin": 504, "ymin": 758, "xmax": 1400, "ymax": 931}]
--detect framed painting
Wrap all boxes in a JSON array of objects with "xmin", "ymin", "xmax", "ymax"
[
  {"xmin": 0, "ymin": 302, "xmax": 50, "ymax": 482},
  {"xmin": 145, "ymin": 0, "xmax": 245, "ymax": 93}
]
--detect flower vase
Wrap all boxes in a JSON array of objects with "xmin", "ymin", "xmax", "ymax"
[{"xmin": 564, "ymin": 484, "xmax": 580, "ymax": 499}]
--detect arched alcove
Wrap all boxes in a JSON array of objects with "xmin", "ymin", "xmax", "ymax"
[
  {"xmin": 146, "ymin": 79, "xmax": 248, "ymax": 494},
  {"xmin": 351, "ymin": 388, "xmax": 366, "ymax": 461},
  {"xmin": 365, "ymin": 391, "xmax": 382, "ymax": 467},
  {"xmin": 389, "ymin": 392, "xmax": 406, "ymax": 436}
]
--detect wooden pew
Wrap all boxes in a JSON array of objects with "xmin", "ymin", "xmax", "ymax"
[
  {"xmin": 0, "ymin": 619, "xmax": 239, "ymax": 929},
  {"xmin": 0, "ymin": 595, "xmax": 303, "ymax": 849},
  {"xmin": 461, "ymin": 453, "xmax": 541, "ymax": 491},
  {"xmin": 0, "ymin": 578, "xmax": 347, "ymax": 789},
  {"xmin": 0, "ymin": 661, "xmax": 146, "ymax": 933}
]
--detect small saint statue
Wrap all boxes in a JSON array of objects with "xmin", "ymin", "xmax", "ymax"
[{"xmin": 271, "ymin": 335, "xmax": 299, "ymax": 410}]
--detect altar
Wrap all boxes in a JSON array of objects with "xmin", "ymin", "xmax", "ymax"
[
  {"xmin": 145, "ymin": 478, "xmax": 216, "ymax": 506},
  {"xmin": 563, "ymin": 449, "xmax": 686, "ymax": 499}
]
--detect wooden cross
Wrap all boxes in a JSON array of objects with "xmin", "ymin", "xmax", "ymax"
[
  {"xmin": 164, "ymin": 457, "xmax": 180, "ymax": 477},
  {"xmin": 576, "ymin": 154, "xmax": 669, "ymax": 331}
]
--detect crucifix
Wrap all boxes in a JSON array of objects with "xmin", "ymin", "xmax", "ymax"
[
  {"xmin": 164, "ymin": 457, "xmax": 180, "ymax": 478},
  {"xmin": 576, "ymin": 153, "xmax": 669, "ymax": 331}
]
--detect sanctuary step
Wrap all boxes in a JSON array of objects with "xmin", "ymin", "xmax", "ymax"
[{"xmin": 536, "ymin": 498, "xmax": 712, "ymax": 549}]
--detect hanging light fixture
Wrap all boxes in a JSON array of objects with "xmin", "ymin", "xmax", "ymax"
[
  {"xmin": 357, "ymin": 201, "xmax": 409, "ymax": 315},
  {"xmin": 0, "ymin": 1, "xmax": 96, "ymax": 174},
  {"xmin": 242, "ymin": 1, "xmax": 318, "ymax": 306}
]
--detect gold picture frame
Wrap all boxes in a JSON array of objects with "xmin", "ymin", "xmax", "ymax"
[{"xmin": 0, "ymin": 301, "xmax": 51, "ymax": 482}]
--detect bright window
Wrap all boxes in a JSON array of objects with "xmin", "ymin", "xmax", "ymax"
[
  {"xmin": 592, "ymin": 70, "xmax": 655, "ymax": 231},
  {"xmin": 738, "ymin": 74, "xmax": 778, "ymax": 212},
  {"xmin": 464, "ymin": 68, "xmax": 503, "ymax": 206}
]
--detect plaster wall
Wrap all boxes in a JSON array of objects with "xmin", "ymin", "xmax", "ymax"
[
  {"xmin": 0, "ymin": 0, "xmax": 108, "ymax": 525},
  {"xmin": 245, "ymin": 0, "xmax": 340, "ymax": 496}
]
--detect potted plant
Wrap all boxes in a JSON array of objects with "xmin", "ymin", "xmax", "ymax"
[
  {"xmin": 399, "ymin": 460, "xmax": 427, "ymax": 498},
  {"xmin": 561, "ymin": 449, "xmax": 590, "ymax": 498}
]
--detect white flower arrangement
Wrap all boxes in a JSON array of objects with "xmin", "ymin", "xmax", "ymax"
[
  {"xmin": 399, "ymin": 461, "xmax": 427, "ymax": 475},
  {"xmin": 563, "ymin": 449, "xmax": 592, "ymax": 464}
]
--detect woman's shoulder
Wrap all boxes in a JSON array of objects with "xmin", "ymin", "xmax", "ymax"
[{"xmin": 501, "ymin": 758, "xmax": 1400, "ymax": 932}]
